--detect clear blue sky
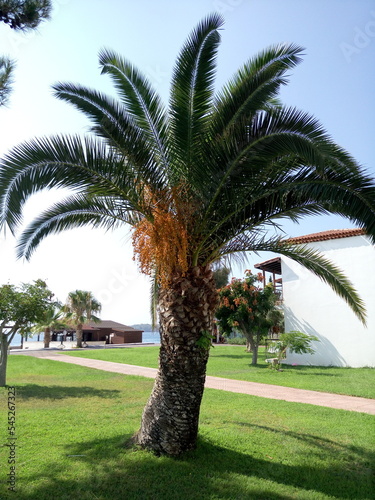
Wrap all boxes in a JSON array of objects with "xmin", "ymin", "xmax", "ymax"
[{"xmin": 0, "ymin": 0, "xmax": 374, "ymax": 324}]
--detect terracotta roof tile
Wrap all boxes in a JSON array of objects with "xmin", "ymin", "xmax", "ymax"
[{"xmin": 286, "ymin": 228, "xmax": 366, "ymax": 245}]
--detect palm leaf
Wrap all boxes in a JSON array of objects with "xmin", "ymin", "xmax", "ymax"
[
  {"xmin": 53, "ymin": 83, "xmax": 166, "ymax": 187},
  {"xmin": 211, "ymin": 43, "xmax": 304, "ymax": 138},
  {"xmin": 169, "ymin": 13, "xmax": 224, "ymax": 179},
  {"xmin": 98, "ymin": 49, "xmax": 169, "ymax": 171},
  {"xmin": 0, "ymin": 135, "xmax": 141, "ymax": 233},
  {"xmin": 16, "ymin": 193, "xmax": 142, "ymax": 259}
]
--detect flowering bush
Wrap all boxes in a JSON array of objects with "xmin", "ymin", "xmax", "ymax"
[{"xmin": 216, "ymin": 270, "xmax": 283, "ymax": 364}]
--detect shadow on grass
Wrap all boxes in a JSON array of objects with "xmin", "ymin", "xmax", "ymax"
[
  {"xmin": 11, "ymin": 430, "xmax": 374, "ymax": 500},
  {"xmin": 237, "ymin": 422, "xmax": 370, "ymax": 458},
  {"xmin": 15, "ymin": 384, "xmax": 121, "ymax": 400},
  {"xmin": 291, "ymin": 371, "xmax": 340, "ymax": 377},
  {"xmin": 211, "ymin": 354, "xmax": 250, "ymax": 359}
]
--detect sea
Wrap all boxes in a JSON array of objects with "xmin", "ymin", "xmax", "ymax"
[{"xmin": 10, "ymin": 331, "xmax": 161, "ymax": 346}]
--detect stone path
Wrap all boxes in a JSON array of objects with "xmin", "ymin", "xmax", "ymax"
[{"xmin": 14, "ymin": 349, "xmax": 375, "ymax": 415}]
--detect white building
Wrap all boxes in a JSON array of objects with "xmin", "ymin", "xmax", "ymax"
[{"xmin": 256, "ymin": 229, "xmax": 375, "ymax": 367}]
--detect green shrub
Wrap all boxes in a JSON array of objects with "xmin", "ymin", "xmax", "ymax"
[{"xmin": 225, "ymin": 336, "xmax": 246, "ymax": 345}]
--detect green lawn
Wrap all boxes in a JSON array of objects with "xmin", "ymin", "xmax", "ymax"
[
  {"xmin": 63, "ymin": 345, "xmax": 375, "ymax": 399},
  {"xmin": 0, "ymin": 355, "xmax": 374, "ymax": 499}
]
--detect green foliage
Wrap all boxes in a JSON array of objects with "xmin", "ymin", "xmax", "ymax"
[
  {"xmin": 196, "ymin": 330, "xmax": 214, "ymax": 350},
  {"xmin": 0, "ymin": 279, "xmax": 55, "ymax": 385},
  {"xmin": 225, "ymin": 336, "xmax": 247, "ymax": 345},
  {"xmin": 216, "ymin": 270, "xmax": 281, "ymax": 363},
  {"xmin": 62, "ymin": 290, "xmax": 101, "ymax": 327},
  {"xmin": 0, "ymin": 0, "xmax": 51, "ymax": 30},
  {"xmin": 0, "ymin": 279, "xmax": 54, "ymax": 336},
  {"xmin": 0, "ymin": 1, "xmax": 51, "ymax": 106},
  {"xmin": 213, "ymin": 267, "xmax": 230, "ymax": 289},
  {"xmin": 269, "ymin": 331, "xmax": 319, "ymax": 369},
  {"xmin": 0, "ymin": 56, "xmax": 14, "ymax": 106}
]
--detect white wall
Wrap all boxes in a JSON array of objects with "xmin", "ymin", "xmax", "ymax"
[{"xmin": 282, "ymin": 235, "xmax": 375, "ymax": 367}]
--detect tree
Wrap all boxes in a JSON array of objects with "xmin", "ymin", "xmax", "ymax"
[
  {"xmin": 0, "ymin": 279, "xmax": 53, "ymax": 386},
  {"xmin": 216, "ymin": 271, "xmax": 280, "ymax": 364},
  {"xmin": 31, "ymin": 305, "xmax": 67, "ymax": 348},
  {"xmin": 0, "ymin": 0, "xmax": 51, "ymax": 106},
  {"xmin": 213, "ymin": 267, "xmax": 230, "ymax": 289},
  {"xmin": 62, "ymin": 290, "xmax": 101, "ymax": 348},
  {"xmin": 0, "ymin": 14, "xmax": 374, "ymax": 455}
]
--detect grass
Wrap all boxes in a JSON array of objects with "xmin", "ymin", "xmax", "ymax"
[
  {"xmin": 63, "ymin": 345, "xmax": 375, "ymax": 399},
  {"xmin": 0, "ymin": 355, "xmax": 374, "ymax": 499}
]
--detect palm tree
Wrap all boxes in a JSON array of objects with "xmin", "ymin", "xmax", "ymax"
[
  {"xmin": 31, "ymin": 305, "xmax": 67, "ymax": 348},
  {"xmin": 0, "ymin": 14, "xmax": 374, "ymax": 455},
  {"xmin": 63, "ymin": 290, "xmax": 101, "ymax": 348}
]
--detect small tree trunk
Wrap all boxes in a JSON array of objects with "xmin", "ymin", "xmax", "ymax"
[
  {"xmin": 76, "ymin": 325, "xmax": 83, "ymax": 348},
  {"xmin": 44, "ymin": 327, "xmax": 51, "ymax": 348},
  {"xmin": 251, "ymin": 343, "xmax": 259, "ymax": 365},
  {"xmin": 245, "ymin": 334, "xmax": 258, "ymax": 365},
  {"xmin": 0, "ymin": 334, "xmax": 9, "ymax": 387},
  {"xmin": 134, "ymin": 266, "xmax": 218, "ymax": 456}
]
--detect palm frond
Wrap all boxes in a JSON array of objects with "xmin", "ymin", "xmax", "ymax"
[
  {"xmin": 210, "ymin": 43, "xmax": 304, "ymax": 138},
  {"xmin": 16, "ymin": 193, "xmax": 139, "ymax": 260},
  {"xmin": 276, "ymin": 243, "xmax": 367, "ymax": 325},
  {"xmin": 53, "ymin": 83, "xmax": 166, "ymax": 187},
  {"xmin": 0, "ymin": 134, "xmax": 141, "ymax": 233},
  {"xmin": 0, "ymin": 56, "xmax": 15, "ymax": 106},
  {"xmin": 169, "ymin": 12, "xmax": 224, "ymax": 178},
  {"xmin": 99, "ymin": 49, "xmax": 169, "ymax": 171}
]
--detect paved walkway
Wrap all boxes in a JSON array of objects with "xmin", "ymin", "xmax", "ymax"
[{"xmin": 13, "ymin": 350, "xmax": 375, "ymax": 415}]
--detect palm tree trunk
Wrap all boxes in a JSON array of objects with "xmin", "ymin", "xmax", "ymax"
[
  {"xmin": 134, "ymin": 266, "xmax": 218, "ymax": 456},
  {"xmin": 76, "ymin": 325, "xmax": 83, "ymax": 348},
  {"xmin": 44, "ymin": 327, "xmax": 51, "ymax": 348}
]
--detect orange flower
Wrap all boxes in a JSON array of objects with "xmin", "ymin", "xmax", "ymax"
[{"xmin": 132, "ymin": 184, "xmax": 191, "ymax": 287}]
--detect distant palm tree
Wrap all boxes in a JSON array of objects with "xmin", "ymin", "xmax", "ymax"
[
  {"xmin": 63, "ymin": 290, "xmax": 101, "ymax": 348},
  {"xmin": 31, "ymin": 306, "xmax": 67, "ymax": 348},
  {"xmin": 0, "ymin": 15, "xmax": 374, "ymax": 455}
]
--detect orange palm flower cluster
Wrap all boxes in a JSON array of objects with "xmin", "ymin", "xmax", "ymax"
[{"xmin": 132, "ymin": 184, "xmax": 191, "ymax": 287}]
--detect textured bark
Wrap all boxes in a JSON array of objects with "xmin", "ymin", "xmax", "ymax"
[
  {"xmin": 135, "ymin": 266, "xmax": 218, "ymax": 456},
  {"xmin": 75, "ymin": 325, "xmax": 83, "ymax": 348},
  {"xmin": 44, "ymin": 327, "xmax": 51, "ymax": 348},
  {"xmin": 251, "ymin": 343, "xmax": 258, "ymax": 365},
  {"xmin": 246, "ymin": 336, "xmax": 259, "ymax": 365}
]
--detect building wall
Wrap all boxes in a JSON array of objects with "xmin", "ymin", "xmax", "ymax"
[
  {"xmin": 282, "ymin": 234, "xmax": 375, "ymax": 367},
  {"xmin": 111, "ymin": 331, "xmax": 142, "ymax": 344}
]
